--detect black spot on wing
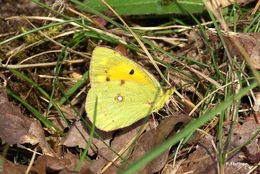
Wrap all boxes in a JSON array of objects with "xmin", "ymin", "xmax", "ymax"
[
  {"xmin": 106, "ymin": 77, "xmax": 110, "ymax": 81},
  {"xmin": 129, "ymin": 69, "xmax": 134, "ymax": 75},
  {"xmin": 120, "ymin": 80, "xmax": 125, "ymax": 85}
]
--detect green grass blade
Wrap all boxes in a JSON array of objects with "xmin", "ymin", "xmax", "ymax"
[
  {"xmin": 7, "ymin": 88, "xmax": 59, "ymax": 132},
  {"xmin": 75, "ymin": 96, "xmax": 98, "ymax": 171},
  {"xmin": 9, "ymin": 69, "xmax": 50, "ymax": 99},
  {"xmin": 79, "ymin": 0, "xmax": 205, "ymax": 15},
  {"xmin": 58, "ymin": 71, "xmax": 89, "ymax": 105}
]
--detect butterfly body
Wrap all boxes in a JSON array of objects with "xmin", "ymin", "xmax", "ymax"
[{"xmin": 86, "ymin": 47, "xmax": 174, "ymax": 131}]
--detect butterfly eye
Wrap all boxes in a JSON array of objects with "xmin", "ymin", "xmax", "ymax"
[{"xmin": 129, "ymin": 69, "xmax": 135, "ymax": 75}]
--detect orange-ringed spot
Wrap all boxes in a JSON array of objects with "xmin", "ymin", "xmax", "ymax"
[{"xmin": 115, "ymin": 94, "xmax": 124, "ymax": 102}]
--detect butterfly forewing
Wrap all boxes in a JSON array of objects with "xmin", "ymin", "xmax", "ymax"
[{"xmin": 90, "ymin": 47, "xmax": 161, "ymax": 88}]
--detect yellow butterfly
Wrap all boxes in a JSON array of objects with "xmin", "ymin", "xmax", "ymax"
[{"xmin": 86, "ymin": 47, "xmax": 174, "ymax": 131}]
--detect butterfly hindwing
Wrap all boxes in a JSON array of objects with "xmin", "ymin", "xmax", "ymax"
[{"xmin": 86, "ymin": 80, "xmax": 161, "ymax": 131}]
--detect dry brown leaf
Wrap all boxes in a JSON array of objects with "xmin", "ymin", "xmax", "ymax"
[
  {"xmin": 61, "ymin": 121, "xmax": 91, "ymax": 149},
  {"xmin": 51, "ymin": 105, "xmax": 80, "ymax": 131},
  {"xmin": 34, "ymin": 153, "xmax": 86, "ymax": 173},
  {"xmin": 208, "ymin": 30, "xmax": 260, "ymax": 69},
  {"xmin": 224, "ymin": 32, "xmax": 260, "ymax": 69},
  {"xmin": 0, "ymin": 91, "xmax": 34, "ymax": 145},
  {"xmin": 1, "ymin": 157, "xmax": 38, "ymax": 174},
  {"xmin": 90, "ymin": 15, "xmax": 109, "ymax": 28},
  {"xmin": 177, "ymin": 135, "xmax": 218, "ymax": 174},
  {"xmin": 61, "ymin": 121, "xmax": 112, "ymax": 156},
  {"xmin": 128, "ymin": 114, "xmax": 191, "ymax": 174},
  {"xmin": 177, "ymin": 134, "xmax": 252, "ymax": 174},
  {"xmin": 243, "ymin": 147, "xmax": 260, "ymax": 164},
  {"xmin": 92, "ymin": 126, "xmax": 141, "ymax": 174},
  {"xmin": 115, "ymin": 44, "xmax": 128, "ymax": 57},
  {"xmin": 231, "ymin": 115, "xmax": 260, "ymax": 155},
  {"xmin": 177, "ymin": 114, "xmax": 259, "ymax": 174},
  {"xmin": 28, "ymin": 121, "xmax": 55, "ymax": 156},
  {"xmin": 0, "ymin": 90, "xmax": 55, "ymax": 156}
]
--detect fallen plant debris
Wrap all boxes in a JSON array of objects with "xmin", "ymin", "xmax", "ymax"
[
  {"xmin": 208, "ymin": 30, "xmax": 260, "ymax": 69},
  {"xmin": 127, "ymin": 114, "xmax": 191, "ymax": 174},
  {"xmin": 0, "ymin": 90, "xmax": 55, "ymax": 156}
]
